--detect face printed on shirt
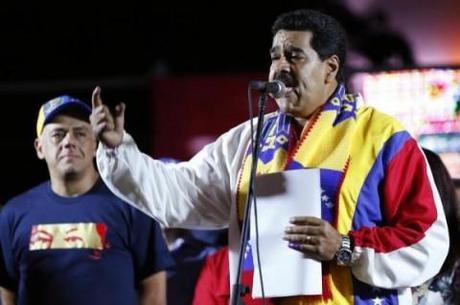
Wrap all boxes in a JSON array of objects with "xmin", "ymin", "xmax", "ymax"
[{"xmin": 29, "ymin": 222, "xmax": 107, "ymax": 250}]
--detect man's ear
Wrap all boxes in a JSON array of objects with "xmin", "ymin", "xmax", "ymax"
[
  {"xmin": 34, "ymin": 138, "xmax": 45, "ymax": 160},
  {"xmin": 325, "ymin": 55, "xmax": 340, "ymax": 83}
]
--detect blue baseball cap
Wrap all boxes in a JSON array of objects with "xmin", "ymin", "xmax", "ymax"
[{"xmin": 36, "ymin": 95, "xmax": 92, "ymax": 136}]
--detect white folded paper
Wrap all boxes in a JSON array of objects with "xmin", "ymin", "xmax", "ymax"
[{"xmin": 249, "ymin": 168, "xmax": 322, "ymax": 298}]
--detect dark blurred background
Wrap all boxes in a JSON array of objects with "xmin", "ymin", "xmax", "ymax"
[{"xmin": 1, "ymin": 0, "xmax": 459, "ymax": 204}]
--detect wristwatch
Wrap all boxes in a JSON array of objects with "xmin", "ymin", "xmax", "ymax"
[{"xmin": 336, "ymin": 235, "xmax": 353, "ymax": 266}]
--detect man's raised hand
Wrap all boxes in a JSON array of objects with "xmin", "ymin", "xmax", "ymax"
[{"xmin": 90, "ymin": 86, "xmax": 125, "ymax": 148}]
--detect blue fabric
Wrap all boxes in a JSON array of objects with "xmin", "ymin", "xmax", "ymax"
[{"xmin": 0, "ymin": 179, "xmax": 174, "ymax": 305}]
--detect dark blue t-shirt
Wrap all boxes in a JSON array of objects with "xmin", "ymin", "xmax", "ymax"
[{"xmin": 0, "ymin": 179, "xmax": 174, "ymax": 305}]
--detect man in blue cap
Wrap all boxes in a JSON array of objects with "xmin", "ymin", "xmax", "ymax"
[{"xmin": 0, "ymin": 95, "xmax": 174, "ymax": 305}]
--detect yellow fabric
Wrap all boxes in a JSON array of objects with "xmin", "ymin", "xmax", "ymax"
[
  {"xmin": 336, "ymin": 108, "xmax": 405, "ymax": 234},
  {"xmin": 36, "ymin": 106, "xmax": 45, "ymax": 136}
]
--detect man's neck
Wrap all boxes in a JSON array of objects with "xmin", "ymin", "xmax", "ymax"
[{"xmin": 50, "ymin": 170, "xmax": 99, "ymax": 197}]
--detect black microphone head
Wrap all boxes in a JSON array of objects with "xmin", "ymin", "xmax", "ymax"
[
  {"xmin": 249, "ymin": 80, "xmax": 286, "ymax": 98},
  {"xmin": 266, "ymin": 80, "xmax": 286, "ymax": 98}
]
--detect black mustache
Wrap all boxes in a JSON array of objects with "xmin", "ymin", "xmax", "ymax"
[{"xmin": 274, "ymin": 73, "xmax": 298, "ymax": 87}]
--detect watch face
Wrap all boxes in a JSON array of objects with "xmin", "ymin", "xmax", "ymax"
[{"xmin": 338, "ymin": 250, "xmax": 352, "ymax": 264}]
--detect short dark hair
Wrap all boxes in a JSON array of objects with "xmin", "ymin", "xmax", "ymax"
[{"xmin": 271, "ymin": 9, "xmax": 347, "ymax": 82}]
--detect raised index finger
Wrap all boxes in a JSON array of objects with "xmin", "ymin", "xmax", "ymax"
[{"xmin": 91, "ymin": 86, "xmax": 103, "ymax": 109}]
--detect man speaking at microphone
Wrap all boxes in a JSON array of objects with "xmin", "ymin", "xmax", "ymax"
[{"xmin": 91, "ymin": 9, "xmax": 448, "ymax": 305}]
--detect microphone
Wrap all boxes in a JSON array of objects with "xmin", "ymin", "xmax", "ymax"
[{"xmin": 250, "ymin": 80, "xmax": 286, "ymax": 98}]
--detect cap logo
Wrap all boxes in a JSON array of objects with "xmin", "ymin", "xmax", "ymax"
[{"xmin": 43, "ymin": 97, "xmax": 69, "ymax": 116}]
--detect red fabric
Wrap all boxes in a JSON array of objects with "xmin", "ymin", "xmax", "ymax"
[
  {"xmin": 350, "ymin": 138, "xmax": 438, "ymax": 252},
  {"xmin": 193, "ymin": 246, "xmax": 278, "ymax": 305},
  {"xmin": 193, "ymin": 247, "xmax": 230, "ymax": 305}
]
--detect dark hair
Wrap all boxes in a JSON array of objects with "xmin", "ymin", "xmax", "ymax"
[
  {"xmin": 423, "ymin": 148, "xmax": 460, "ymax": 276},
  {"xmin": 271, "ymin": 9, "xmax": 347, "ymax": 82}
]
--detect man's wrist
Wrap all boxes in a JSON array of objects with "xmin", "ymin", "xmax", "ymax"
[{"xmin": 336, "ymin": 234, "xmax": 361, "ymax": 266}]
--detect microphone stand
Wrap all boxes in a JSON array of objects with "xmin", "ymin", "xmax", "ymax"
[{"xmin": 231, "ymin": 91, "xmax": 268, "ymax": 305}]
